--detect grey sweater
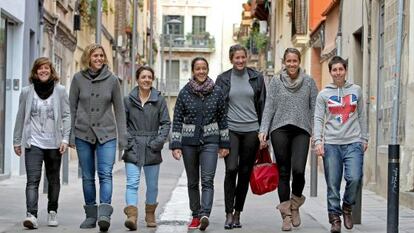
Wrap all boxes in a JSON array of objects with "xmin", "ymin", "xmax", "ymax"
[
  {"xmin": 313, "ymin": 82, "xmax": 368, "ymax": 145},
  {"xmin": 13, "ymin": 84, "xmax": 71, "ymax": 148},
  {"xmin": 69, "ymin": 65, "xmax": 127, "ymax": 149},
  {"xmin": 259, "ymin": 70, "xmax": 318, "ymax": 136}
]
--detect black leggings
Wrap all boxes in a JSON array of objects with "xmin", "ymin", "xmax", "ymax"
[
  {"xmin": 224, "ymin": 130, "xmax": 259, "ymax": 213},
  {"xmin": 270, "ymin": 125, "xmax": 310, "ymax": 202}
]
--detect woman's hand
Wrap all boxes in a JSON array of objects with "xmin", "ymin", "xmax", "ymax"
[
  {"xmin": 315, "ymin": 144, "xmax": 324, "ymax": 157},
  {"xmin": 218, "ymin": 148, "xmax": 229, "ymax": 158},
  {"xmin": 14, "ymin": 145, "xmax": 22, "ymax": 156},
  {"xmin": 258, "ymin": 132, "xmax": 268, "ymax": 149},
  {"xmin": 172, "ymin": 149, "xmax": 182, "ymax": 160},
  {"xmin": 59, "ymin": 143, "xmax": 68, "ymax": 155}
]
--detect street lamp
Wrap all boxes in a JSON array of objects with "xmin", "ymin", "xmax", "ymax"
[{"xmin": 160, "ymin": 19, "xmax": 182, "ymax": 98}]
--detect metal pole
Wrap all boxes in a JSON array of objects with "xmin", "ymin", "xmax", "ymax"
[
  {"xmin": 160, "ymin": 34, "xmax": 164, "ymax": 92},
  {"xmin": 168, "ymin": 34, "xmax": 172, "ymax": 106},
  {"xmin": 62, "ymin": 151, "xmax": 69, "ymax": 184},
  {"xmin": 149, "ymin": 0, "xmax": 154, "ymax": 65},
  {"xmin": 132, "ymin": 0, "xmax": 138, "ymax": 82},
  {"xmin": 387, "ymin": 0, "xmax": 404, "ymax": 231},
  {"xmin": 310, "ymin": 150, "xmax": 317, "ymax": 197},
  {"xmin": 96, "ymin": 0, "xmax": 102, "ymax": 44}
]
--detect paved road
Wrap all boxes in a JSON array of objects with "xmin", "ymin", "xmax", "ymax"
[{"xmin": 1, "ymin": 146, "xmax": 413, "ymax": 233}]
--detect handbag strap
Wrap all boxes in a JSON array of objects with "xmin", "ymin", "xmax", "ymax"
[{"xmin": 255, "ymin": 148, "xmax": 272, "ymax": 164}]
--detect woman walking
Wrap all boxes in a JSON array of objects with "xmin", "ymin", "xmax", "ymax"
[
  {"xmin": 170, "ymin": 57, "xmax": 230, "ymax": 231},
  {"xmin": 13, "ymin": 57, "xmax": 71, "ymax": 229},
  {"xmin": 69, "ymin": 43, "xmax": 127, "ymax": 232},
  {"xmin": 122, "ymin": 66, "xmax": 171, "ymax": 230},
  {"xmin": 216, "ymin": 44, "xmax": 266, "ymax": 229},
  {"xmin": 258, "ymin": 48, "xmax": 318, "ymax": 231}
]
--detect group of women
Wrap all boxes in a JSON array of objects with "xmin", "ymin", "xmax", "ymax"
[{"xmin": 13, "ymin": 43, "xmax": 317, "ymax": 232}]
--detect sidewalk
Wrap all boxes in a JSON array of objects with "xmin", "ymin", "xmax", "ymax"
[{"xmin": 301, "ymin": 166, "xmax": 414, "ymax": 233}]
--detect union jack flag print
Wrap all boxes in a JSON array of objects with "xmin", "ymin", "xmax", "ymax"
[{"xmin": 328, "ymin": 94, "xmax": 358, "ymax": 124}]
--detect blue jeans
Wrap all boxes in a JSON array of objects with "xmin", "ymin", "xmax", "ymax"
[
  {"xmin": 182, "ymin": 143, "xmax": 219, "ymax": 217},
  {"xmin": 125, "ymin": 162, "xmax": 160, "ymax": 206},
  {"xmin": 323, "ymin": 142, "xmax": 364, "ymax": 215},
  {"xmin": 75, "ymin": 138, "xmax": 117, "ymax": 205}
]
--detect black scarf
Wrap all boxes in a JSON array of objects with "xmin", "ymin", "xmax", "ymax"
[{"xmin": 33, "ymin": 79, "xmax": 55, "ymax": 100}]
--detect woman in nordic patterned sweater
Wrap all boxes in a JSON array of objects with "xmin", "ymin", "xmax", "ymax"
[{"xmin": 170, "ymin": 57, "xmax": 230, "ymax": 231}]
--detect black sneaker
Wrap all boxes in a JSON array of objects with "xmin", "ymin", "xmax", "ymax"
[{"xmin": 199, "ymin": 216, "xmax": 209, "ymax": 231}]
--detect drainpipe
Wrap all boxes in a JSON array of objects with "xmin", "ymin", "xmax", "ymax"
[
  {"xmin": 336, "ymin": 0, "xmax": 344, "ymax": 56},
  {"xmin": 38, "ymin": 0, "xmax": 44, "ymax": 56}
]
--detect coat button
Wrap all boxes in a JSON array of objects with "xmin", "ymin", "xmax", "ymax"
[
  {"xmin": 97, "ymin": 123, "xmax": 100, "ymax": 126},
  {"xmin": 92, "ymin": 123, "xmax": 95, "ymax": 127},
  {"xmin": 96, "ymin": 94, "xmax": 100, "ymax": 97},
  {"xmin": 96, "ymin": 108, "xmax": 100, "ymax": 111},
  {"xmin": 91, "ymin": 108, "xmax": 94, "ymax": 112},
  {"xmin": 100, "ymin": 138, "xmax": 103, "ymax": 141},
  {"xmin": 91, "ymin": 93, "xmax": 94, "ymax": 96}
]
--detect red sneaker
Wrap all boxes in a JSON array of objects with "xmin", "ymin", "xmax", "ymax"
[{"xmin": 188, "ymin": 217, "xmax": 200, "ymax": 229}]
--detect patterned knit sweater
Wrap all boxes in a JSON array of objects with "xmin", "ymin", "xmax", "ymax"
[{"xmin": 170, "ymin": 83, "xmax": 230, "ymax": 149}]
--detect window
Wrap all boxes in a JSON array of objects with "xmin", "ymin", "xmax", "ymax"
[
  {"xmin": 192, "ymin": 16, "xmax": 206, "ymax": 34},
  {"xmin": 165, "ymin": 60, "xmax": 180, "ymax": 93},
  {"xmin": 163, "ymin": 15, "xmax": 184, "ymax": 36}
]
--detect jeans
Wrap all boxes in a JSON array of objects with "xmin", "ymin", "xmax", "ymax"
[
  {"xmin": 323, "ymin": 142, "xmax": 364, "ymax": 215},
  {"xmin": 270, "ymin": 125, "xmax": 310, "ymax": 202},
  {"xmin": 25, "ymin": 146, "xmax": 62, "ymax": 217},
  {"xmin": 75, "ymin": 138, "xmax": 116, "ymax": 205},
  {"xmin": 125, "ymin": 162, "xmax": 160, "ymax": 206},
  {"xmin": 182, "ymin": 143, "xmax": 219, "ymax": 217},
  {"xmin": 224, "ymin": 130, "xmax": 259, "ymax": 213}
]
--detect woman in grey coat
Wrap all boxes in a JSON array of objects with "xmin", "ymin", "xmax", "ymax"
[
  {"xmin": 69, "ymin": 43, "xmax": 127, "ymax": 232},
  {"xmin": 122, "ymin": 66, "xmax": 171, "ymax": 231},
  {"xmin": 13, "ymin": 57, "xmax": 71, "ymax": 229}
]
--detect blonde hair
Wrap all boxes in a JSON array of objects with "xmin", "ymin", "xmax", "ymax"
[
  {"xmin": 29, "ymin": 57, "xmax": 60, "ymax": 83},
  {"xmin": 80, "ymin": 43, "xmax": 108, "ymax": 70}
]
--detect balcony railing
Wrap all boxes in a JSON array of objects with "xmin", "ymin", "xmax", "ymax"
[{"xmin": 161, "ymin": 33, "xmax": 215, "ymax": 52}]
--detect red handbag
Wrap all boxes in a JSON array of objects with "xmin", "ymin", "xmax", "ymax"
[{"xmin": 250, "ymin": 148, "xmax": 279, "ymax": 195}]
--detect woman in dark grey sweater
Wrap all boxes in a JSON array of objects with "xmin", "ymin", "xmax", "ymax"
[
  {"xmin": 258, "ymin": 48, "xmax": 318, "ymax": 231},
  {"xmin": 69, "ymin": 43, "xmax": 127, "ymax": 232},
  {"xmin": 216, "ymin": 44, "xmax": 266, "ymax": 229},
  {"xmin": 122, "ymin": 66, "xmax": 170, "ymax": 230}
]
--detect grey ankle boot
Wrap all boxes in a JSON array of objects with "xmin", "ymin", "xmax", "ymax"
[
  {"xmin": 98, "ymin": 204, "xmax": 113, "ymax": 232},
  {"xmin": 80, "ymin": 205, "xmax": 97, "ymax": 229}
]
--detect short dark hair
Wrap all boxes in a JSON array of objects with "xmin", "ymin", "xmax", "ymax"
[
  {"xmin": 328, "ymin": 56, "xmax": 347, "ymax": 72},
  {"xmin": 135, "ymin": 66, "xmax": 155, "ymax": 80},
  {"xmin": 191, "ymin": 57, "xmax": 209, "ymax": 72},
  {"xmin": 283, "ymin": 48, "xmax": 301, "ymax": 62},
  {"xmin": 229, "ymin": 44, "xmax": 248, "ymax": 61}
]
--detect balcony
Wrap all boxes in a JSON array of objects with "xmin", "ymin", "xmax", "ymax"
[{"xmin": 161, "ymin": 33, "xmax": 215, "ymax": 53}]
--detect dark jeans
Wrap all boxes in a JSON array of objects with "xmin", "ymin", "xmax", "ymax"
[
  {"xmin": 25, "ymin": 146, "xmax": 62, "ymax": 217},
  {"xmin": 182, "ymin": 143, "xmax": 219, "ymax": 217},
  {"xmin": 224, "ymin": 130, "xmax": 259, "ymax": 213},
  {"xmin": 270, "ymin": 125, "xmax": 310, "ymax": 202}
]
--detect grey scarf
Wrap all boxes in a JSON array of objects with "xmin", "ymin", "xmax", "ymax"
[{"xmin": 280, "ymin": 68, "xmax": 305, "ymax": 92}]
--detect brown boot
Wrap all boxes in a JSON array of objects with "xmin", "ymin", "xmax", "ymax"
[
  {"xmin": 290, "ymin": 194, "xmax": 305, "ymax": 227},
  {"xmin": 145, "ymin": 203, "xmax": 158, "ymax": 227},
  {"xmin": 328, "ymin": 213, "xmax": 341, "ymax": 233},
  {"xmin": 342, "ymin": 203, "xmax": 353, "ymax": 229},
  {"xmin": 277, "ymin": 201, "xmax": 292, "ymax": 231},
  {"xmin": 124, "ymin": 205, "xmax": 137, "ymax": 230}
]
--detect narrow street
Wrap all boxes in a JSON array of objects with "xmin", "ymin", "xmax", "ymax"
[{"xmin": 1, "ymin": 147, "xmax": 414, "ymax": 233}]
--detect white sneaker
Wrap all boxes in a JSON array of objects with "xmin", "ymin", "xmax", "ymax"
[
  {"xmin": 23, "ymin": 213, "xmax": 38, "ymax": 229},
  {"xmin": 47, "ymin": 211, "xmax": 59, "ymax": 227}
]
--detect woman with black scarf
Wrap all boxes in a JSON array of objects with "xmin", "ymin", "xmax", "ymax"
[
  {"xmin": 170, "ymin": 57, "xmax": 230, "ymax": 231},
  {"xmin": 13, "ymin": 57, "xmax": 71, "ymax": 230}
]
